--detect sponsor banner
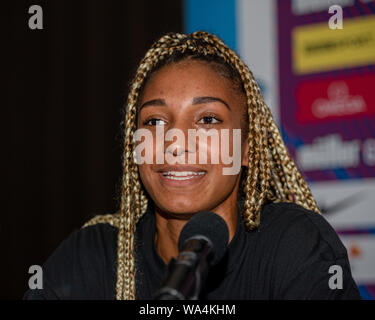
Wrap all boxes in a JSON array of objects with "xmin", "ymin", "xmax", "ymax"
[
  {"xmin": 278, "ymin": 0, "xmax": 375, "ymax": 299},
  {"xmin": 278, "ymin": 0, "xmax": 375, "ymax": 181},
  {"xmin": 310, "ymin": 179, "xmax": 375, "ymax": 287},
  {"xmin": 310, "ymin": 179, "xmax": 375, "ymax": 228},
  {"xmin": 295, "ymin": 73, "xmax": 375, "ymax": 124},
  {"xmin": 338, "ymin": 235, "xmax": 375, "ymax": 283},
  {"xmin": 291, "ymin": 0, "xmax": 355, "ymax": 16},
  {"xmin": 292, "ymin": 15, "xmax": 375, "ymax": 74},
  {"xmin": 294, "ymin": 134, "xmax": 375, "ymax": 179}
]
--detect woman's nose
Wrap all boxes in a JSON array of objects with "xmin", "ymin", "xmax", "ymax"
[
  {"xmin": 165, "ymin": 144, "xmax": 185, "ymax": 157},
  {"xmin": 163, "ymin": 123, "xmax": 196, "ymax": 158}
]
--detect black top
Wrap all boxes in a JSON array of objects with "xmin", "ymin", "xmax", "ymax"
[{"xmin": 24, "ymin": 202, "xmax": 361, "ymax": 300}]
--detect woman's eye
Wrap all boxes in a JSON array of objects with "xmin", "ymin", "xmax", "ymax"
[
  {"xmin": 143, "ymin": 118, "xmax": 167, "ymax": 126},
  {"xmin": 198, "ymin": 116, "xmax": 222, "ymax": 124}
]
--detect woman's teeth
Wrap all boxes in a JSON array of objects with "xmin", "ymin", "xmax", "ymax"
[{"xmin": 162, "ymin": 171, "xmax": 206, "ymax": 180}]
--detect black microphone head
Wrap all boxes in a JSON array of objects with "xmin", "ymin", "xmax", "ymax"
[{"xmin": 178, "ymin": 211, "xmax": 229, "ymax": 265}]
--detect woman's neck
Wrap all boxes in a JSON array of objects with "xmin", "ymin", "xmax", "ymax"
[{"xmin": 154, "ymin": 199, "xmax": 238, "ymax": 265}]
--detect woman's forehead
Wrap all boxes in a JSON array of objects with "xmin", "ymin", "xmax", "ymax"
[{"xmin": 139, "ymin": 60, "xmax": 244, "ymax": 103}]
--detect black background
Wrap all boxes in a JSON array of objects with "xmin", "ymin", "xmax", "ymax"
[{"xmin": 4, "ymin": 0, "xmax": 183, "ymax": 299}]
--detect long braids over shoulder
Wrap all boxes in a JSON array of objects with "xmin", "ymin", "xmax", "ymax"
[{"xmin": 83, "ymin": 31, "xmax": 320, "ymax": 300}]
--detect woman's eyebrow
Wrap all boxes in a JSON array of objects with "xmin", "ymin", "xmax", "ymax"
[
  {"xmin": 139, "ymin": 96, "xmax": 231, "ymax": 111},
  {"xmin": 192, "ymin": 96, "xmax": 231, "ymax": 110},
  {"xmin": 139, "ymin": 99, "xmax": 166, "ymax": 110}
]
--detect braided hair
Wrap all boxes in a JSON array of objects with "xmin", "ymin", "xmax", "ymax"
[{"xmin": 83, "ymin": 31, "xmax": 320, "ymax": 300}]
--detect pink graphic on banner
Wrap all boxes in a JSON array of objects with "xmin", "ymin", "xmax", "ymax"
[{"xmin": 296, "ymin": 74, "xmax": 375, "ymax": 124}]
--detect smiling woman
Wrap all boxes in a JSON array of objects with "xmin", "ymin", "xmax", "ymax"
[
  {"xmin": 136, "ymin": 58, "xmax": 248, "ymax": 248},
  {"xmin": 24, "ymin": 32, "xmax": 361, "ymax": 300}
]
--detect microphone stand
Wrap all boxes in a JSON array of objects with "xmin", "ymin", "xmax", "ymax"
[{"xmin": 153, "ymin": 236, "xmax": 212, "ymax": 300}]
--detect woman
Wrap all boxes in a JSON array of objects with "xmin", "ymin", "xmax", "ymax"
[{"xmin": 24, "ymin": 32, "xmax": 361, "ymax": 300}]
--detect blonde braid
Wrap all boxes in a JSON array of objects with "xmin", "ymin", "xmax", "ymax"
[
  {"xmin": 193, "ymin": 32, "xmax": 280, "ymax": 228},
  {"xmin": 263, "ymin": 103, "xmax": 320, "ymax": 212},
  {"xmin": 83, "ymin": 31, "xmax": 321, "ymax": 300},
  {"xmin": 115, "ymin": 35, "xmax": 178, "ymax": 300},
  {"xmin": 204, "ymin": 30, "xmax": 320, "ymax": 222}
]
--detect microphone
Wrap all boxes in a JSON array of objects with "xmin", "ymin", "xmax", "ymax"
[{"xmin": 153, "ymin": 211, "xmax": 229, "ymax": 300}]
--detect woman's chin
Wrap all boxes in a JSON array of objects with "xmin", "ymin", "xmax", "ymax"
[{"xmin": 155, "ymin": 200, "xmax": 209, "ymax": 218}]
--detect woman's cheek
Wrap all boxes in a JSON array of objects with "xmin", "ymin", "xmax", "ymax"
[{"xmin": 202, "ymin": 128, "xmax": 242, "ymax": 175}]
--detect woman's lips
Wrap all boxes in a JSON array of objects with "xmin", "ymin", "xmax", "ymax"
[
  {"xmin": 158, "ymin": 170, "xmax": 207, "ymax": 186},
  {"xmin": 162, "ymin": 171, "xmax": 205, "ymax": 179}
]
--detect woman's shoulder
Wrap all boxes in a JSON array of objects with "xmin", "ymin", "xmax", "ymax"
[
  {"xmin": 252, "ymin": 202, "xmax": 360, "ymax": 299},
  {"xmin": 24, "ymin": 214, "xmax": 119, "ymax": 300},
  {"xmin": 258, "ymin": 201, "xmax": 348, "ymax": 259},
  {"xmin": 82, "ymin": 212, "xmax": 122, "ymax": 229},
  {"xmin": 53, "ymin": 213, "xmax": 120, "ymax": 258},
  {"xmin": 57, "ymin": 213, "xmax": 120, "ymax": 268}
]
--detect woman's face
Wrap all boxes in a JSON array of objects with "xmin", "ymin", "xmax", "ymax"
[{"xmin": 137, "ymin": 60, "xmax": 249, "ymax": 218}]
